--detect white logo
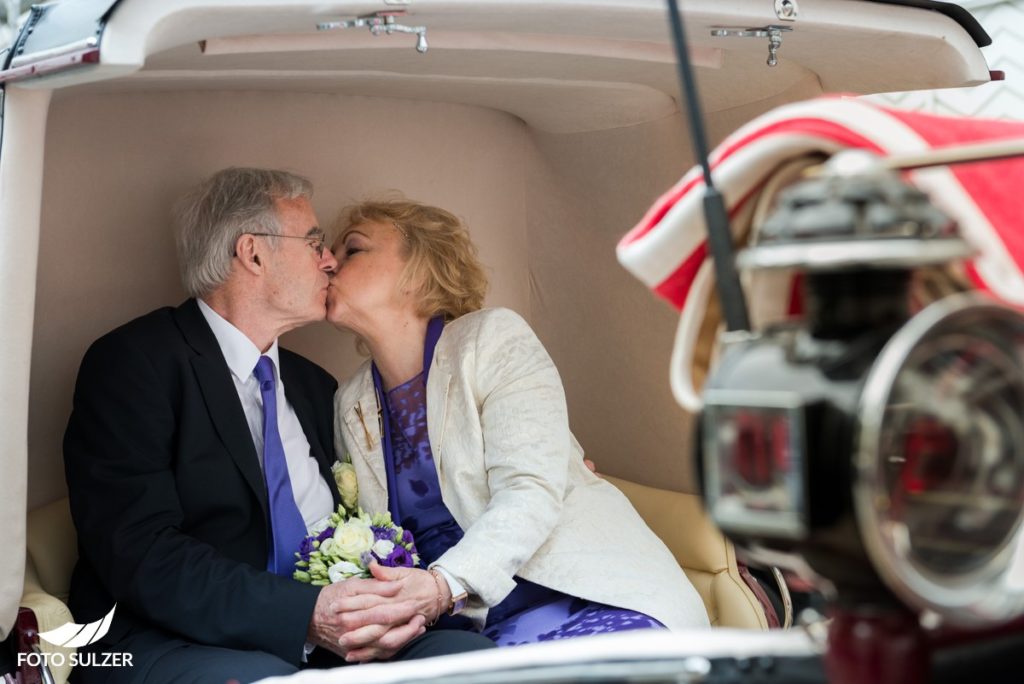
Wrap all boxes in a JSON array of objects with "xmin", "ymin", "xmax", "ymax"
[{"xmin": 38, "ymin": 604, "xmax": 116, "ymax": 648}]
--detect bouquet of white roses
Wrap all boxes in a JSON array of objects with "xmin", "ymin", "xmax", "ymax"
[{"xmin": 292, "ymin": 462, "xmax": 420, "ymax": 585}]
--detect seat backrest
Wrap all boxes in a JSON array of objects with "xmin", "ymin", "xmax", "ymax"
[
  {"xmin": 26, "ymin": 497, "xmax": 76, "ymax": 603},
  {"xmin": 27, "ymin": 488, "xmax": 767, "ymax": 629},
  {"xmin": 604, "ymin": 476, "xmax": 767, "ymax": 629}
]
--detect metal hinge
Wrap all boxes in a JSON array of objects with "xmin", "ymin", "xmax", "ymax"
[
  {"xmin": 710, "ymin": 25, "xmax": 792, "ymax": 67},
  {"xmin": 318, "ymin": 10, "xmax": 427, "ymax": 53}
]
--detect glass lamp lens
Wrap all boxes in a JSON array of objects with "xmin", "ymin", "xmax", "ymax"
[{"xmin": 880, "ymin": 332, "xmax": 1024, "ymax": 577}]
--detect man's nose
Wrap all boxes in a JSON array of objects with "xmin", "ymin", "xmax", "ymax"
[{"xmin": 320, "ymin": 248, "xmax": 339, "ymax": 273}]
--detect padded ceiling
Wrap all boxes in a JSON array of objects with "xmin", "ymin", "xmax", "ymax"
[{"xmin": 50, "ymin": 0, "xmax": 991, "ymax": 134}]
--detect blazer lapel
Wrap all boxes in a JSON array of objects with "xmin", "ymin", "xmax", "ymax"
[
  {"xmin": 173, "ymin": 300, "xmax": 269, "ymax": 520},
  {"xmin": 339, "ymin": 370, "xmax": 388, "ymax": 509},
  {"xmin": 426, "ymin": 339, "xmax": 453, "ymax": 483}
]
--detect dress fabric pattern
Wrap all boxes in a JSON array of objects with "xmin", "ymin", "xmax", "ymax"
[{"xmin": 384, "ymin": 373, "xmax": 665, "ymax": 646}]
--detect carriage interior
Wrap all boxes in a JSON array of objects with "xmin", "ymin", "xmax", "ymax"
[{"xmin": 0, "ymin": 1, "xmax": 996, "ymax": 680}]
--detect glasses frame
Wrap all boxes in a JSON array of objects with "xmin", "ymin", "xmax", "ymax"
[{"xmin": 241, "ymin": 231, "xmax": 327, "ymax": 258}]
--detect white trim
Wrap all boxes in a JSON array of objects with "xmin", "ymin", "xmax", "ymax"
[
  {"xmin": 256, "ymin": 628, "xmax": 818, "ymax": 684},
  {"xmin": 0, "ymin": 84, "xmax": 51, "ymax": 640}
]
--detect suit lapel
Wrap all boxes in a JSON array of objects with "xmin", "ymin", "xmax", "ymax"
[
  {"xmin": 338, "ymin": 327, "xmax": 451, "ymax": 513},
  {"xmin": 173, "ymin": 300, "xmax": 269, "ymax": 520}
]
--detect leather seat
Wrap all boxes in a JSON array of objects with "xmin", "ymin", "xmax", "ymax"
[
  {"xmin": 19, "ymin": 480, "xmax": 766, "ymax": 683},
  {"xmin": 604, "ymin": 476, "xmax": 769, "ymax": 629},
  {"xmin": 21, "ymin": 497, "xmax": 77, "ymax": 684}
]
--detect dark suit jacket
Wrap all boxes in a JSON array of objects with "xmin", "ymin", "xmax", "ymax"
[{"xmin": 63, "ymin": 299, "xmax": 340, "ymax": 668}]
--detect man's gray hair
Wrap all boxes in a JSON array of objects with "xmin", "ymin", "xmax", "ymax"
[{"xmin": 174, "ymin": 167, "xmax": 313, "ymax": 298}]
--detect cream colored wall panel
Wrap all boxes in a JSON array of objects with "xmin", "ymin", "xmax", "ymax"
[
  {"xmin": 29, "ymin": 91, "xmax": 528, "ymax": 507},
  {"xmin": 524, "ymin": 115, "xmax": 698, "ymax": 492},
  {"xmin": 29, "ymin": 81, "xmax": 812, "ymax": 507},
  {"xmin": 0, "ymin": 84, "xmax": 51, "ymax": 642}
]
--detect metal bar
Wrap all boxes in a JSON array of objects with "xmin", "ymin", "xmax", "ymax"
[
  {"xmin": 665, "ymin": 0, "xmax": 750, "ymax": 332},
  {"xmin": 886, "ymin": 138, "xmax": 1024, "ymax": 171},
  {"xmin": 0, "ymin": 46, "xmax": 99, "ymax": 84}
]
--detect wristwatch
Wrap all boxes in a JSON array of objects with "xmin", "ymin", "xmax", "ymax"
[
  {"xmin": 431, "ymin": 567, "xmax": 470, "ymax": 616},
  {"xmin": 448, "ymin": 587, "xmax": 469, "ymax": 616}
]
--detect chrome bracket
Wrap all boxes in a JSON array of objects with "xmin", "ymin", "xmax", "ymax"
[
  {"xmin": 710, "ymin": 25, "xmax": 792, "ymax": 67},
  {"xmin": 317, "ymin": 11, "xmax": 428, "ymax": 53}
]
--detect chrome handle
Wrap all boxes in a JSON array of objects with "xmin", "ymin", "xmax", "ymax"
[{"xmin": 771, "ymin": 566, "xmax": 795, "ymax": 629}]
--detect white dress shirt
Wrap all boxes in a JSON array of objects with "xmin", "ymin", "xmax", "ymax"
[
  {"xmin": 198, "ymin": 299, "xmax": 334, "ymax": 528},
  {"xmin": 199, "ymin": 301, "xmax": 465, "ymax": 621}
]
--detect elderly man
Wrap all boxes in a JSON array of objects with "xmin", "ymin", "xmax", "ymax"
[{"xmin": 63, "ymin": 168, "xmax": 493, "ymax": 684}]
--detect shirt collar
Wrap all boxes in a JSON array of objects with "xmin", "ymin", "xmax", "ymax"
[{"xmin": 197, "ymin": 298, "xmax": 281, "ymax": 384}]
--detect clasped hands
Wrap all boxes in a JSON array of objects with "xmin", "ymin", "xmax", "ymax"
[{"xmin": 307, "ymin": 562, "xmax": 452, "ymax": 662}]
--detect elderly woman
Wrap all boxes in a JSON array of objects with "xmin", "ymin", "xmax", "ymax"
[{"xmin": 325, "ymin": 199, "xmax": 709, "ymax": 650}]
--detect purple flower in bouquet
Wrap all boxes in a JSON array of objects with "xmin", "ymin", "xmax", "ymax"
[
  {"xmin": 293, "ymin": 505, "xmax": 420, "ymax": 585},
  {"xmin": 298, "ymin": 524, "xmax": 337, "ymax": 562},
  {"xmin": 298, "ymin": 536, "xmax": 316, "ymax": 562},
  {"xmin": 382, "ymin": 544, "xmax": 414, "ymax": 568}
]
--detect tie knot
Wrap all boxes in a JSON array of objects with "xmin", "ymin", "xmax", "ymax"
[{"xmin": 253, "ymin": 356, "xmax": 275, "ymax": 390}]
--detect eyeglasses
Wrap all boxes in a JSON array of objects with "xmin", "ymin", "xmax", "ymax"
[{"xmin": 243, "ymin": 232, "xmax": 327, "ymax": 258}]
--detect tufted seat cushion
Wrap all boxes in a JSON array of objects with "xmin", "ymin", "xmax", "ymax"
[
  {"xmin": 18, "ymin": 479, "xmax": 765, "ymax": 684},
  {"xmin": 25, "ymin": 498, "xmax": 77, "ymax": 603},
  {"xmin": 604, "ymin": 476, "xmax": 768, "ymax": 629}
]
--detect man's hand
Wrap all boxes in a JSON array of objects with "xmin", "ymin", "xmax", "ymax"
[
  {"xmin": 584, "ymin": 458, "xmax": 602, "ymax": 478},
  {"xmin": 307, "ymin": 575, "xmax": 426, "ymax": 662},
  {"xmin": 329, "ymin": 563, "xmax": 449, "ymax": 662}
]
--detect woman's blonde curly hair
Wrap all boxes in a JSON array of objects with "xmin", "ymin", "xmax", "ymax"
[{"xmin": 336, "ymin": 198, "xmax": 489, "ymax": 320}]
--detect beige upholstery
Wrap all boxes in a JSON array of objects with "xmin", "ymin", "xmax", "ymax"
[
  {"xmin": 19, "ymin": 479, "xmax": 765, "ymax": 684},
  {"xmin": 604, "ymin": 476, "xmax": 768, "ymax": 630},
  {"xmin": 26, "ymin": 498, "xmax": 77, "ymax": 603},
  {"xmin": 21, "ymin": 498, "xmax": 77, "ymax": 684}
]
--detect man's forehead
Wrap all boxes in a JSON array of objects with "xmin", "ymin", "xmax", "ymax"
[{"xmin": 274, "ymin": 196, "xmax": 321, "ymax": 235}]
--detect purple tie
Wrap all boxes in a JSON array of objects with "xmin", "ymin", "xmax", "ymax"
[{"xmin": 253, "ymin": 356, "xmax": 307, "ymax": 576}]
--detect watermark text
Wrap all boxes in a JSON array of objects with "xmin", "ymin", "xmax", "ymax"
[{"xmin": 17, "ymin": 652, "xmax": 133, "ymax": 668}]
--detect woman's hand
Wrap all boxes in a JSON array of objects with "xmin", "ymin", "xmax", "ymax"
[
  {"xmin": 308, "ymin": 576, "xmax": 426, "ymax": 662},
  {"xmin": 330, "ymin": 562, "xmax": 452, "ymax": 661},
  {"xmin": 367, "ymin": 562, "xmax": 452, "ymax": 624}
]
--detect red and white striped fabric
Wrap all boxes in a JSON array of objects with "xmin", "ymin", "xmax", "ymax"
[{"xmin": 616, "ymin": 95, "xmax": 1024, "ymax": 411}]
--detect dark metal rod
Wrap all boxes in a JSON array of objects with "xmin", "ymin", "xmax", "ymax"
[{"xmin": 665, "ymin": 0, "xmax": 751, "ymax": 332}]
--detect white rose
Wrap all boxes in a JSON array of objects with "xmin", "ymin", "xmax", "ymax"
[
  {"xmin": 319, "ymin": 538, "xmax": 335, "ymax": 556},
  {"xmin": 332, "ymin": 461, "xmax": 359, "ymax": 512},
  {"xmin": 332, "ymin": 519, "xmax": 375, "ymax": 562},
  {"xmin": 308, "ymin": 515, "xmax": 332, "ymax": 537},
  {"xmin": 371, "ymin": 539, "xmax": 395, "ymax": 558},
  {"xmin": 327, "ymin": 560, "xmax": 363, "ymax": 583}
]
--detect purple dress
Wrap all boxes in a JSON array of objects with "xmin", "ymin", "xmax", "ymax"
[{"xmin": 384, "ymin": 372, "xmax": 665, "ymax": 646}]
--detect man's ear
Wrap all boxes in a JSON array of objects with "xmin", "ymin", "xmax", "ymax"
[{"xmin": 235, "ymin": 234, "xmax": 264, "ymax": 275}]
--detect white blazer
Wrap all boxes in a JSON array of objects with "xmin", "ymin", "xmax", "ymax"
[{"xmin": 334, "ymin": 307, "xmax": 709, "ymax": 631}]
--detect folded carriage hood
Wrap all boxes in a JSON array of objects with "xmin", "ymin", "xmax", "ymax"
[{"xmin": 2, "ymin": 0, "xmax": 995, "ymax": 134}]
